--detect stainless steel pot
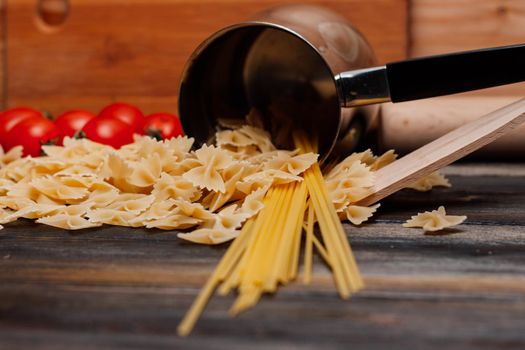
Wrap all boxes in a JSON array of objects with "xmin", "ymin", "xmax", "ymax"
[
  {"xmin": 178, "ymin": 4, "xmax": 379, "ymax": 159},
  {"xmin": 178, "ymin": 4, "xmax": 525, "ymax": 159}
]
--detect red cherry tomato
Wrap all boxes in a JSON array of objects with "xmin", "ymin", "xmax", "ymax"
[
  {"xmin": 98, "ymin": 102, "xmax": 144, "ymax": 134},
  {"xmin": 4, "ymin": 116, "xmax": 60, "ymax": 157},
  {"xmin": 81, "ymin": 117, "xmax": 134, "ymax": 149},
  {"xmin": 0, "ymin": 107, "xmax": 43, "ymax": 146},
  {"xmin": 54, "ymin": 109, "xmax": 96, "ymax": 145},
  {"xmin": 142, "ymin": 113, "xmax": 184, "ymax": 140}
]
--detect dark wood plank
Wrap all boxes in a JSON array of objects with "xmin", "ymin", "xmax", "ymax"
[{"xmin": 1, "ymin": 166, "xmax": 525, "ymax": 349}]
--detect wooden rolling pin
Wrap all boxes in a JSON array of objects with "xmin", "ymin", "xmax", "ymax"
[{"xmin": 380, "ymin": 96, "xmax": 524, "ymax": 158}]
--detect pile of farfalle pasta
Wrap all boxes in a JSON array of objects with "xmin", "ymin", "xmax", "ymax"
[
  {"xmin": 0, "ymin": 125, "xmax": 450, "ymax": 236},
  {"xmin": 0, "ymin": 124, "xmax": 458, "ymax": 336}
]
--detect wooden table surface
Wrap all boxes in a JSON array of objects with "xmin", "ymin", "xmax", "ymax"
[{"xmin": 1, "ymin": 163, "xmax": 525, "ymax": 350}]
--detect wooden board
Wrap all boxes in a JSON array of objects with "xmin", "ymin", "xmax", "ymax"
[
  {"xmin": 4, "ymin": 0, "xmax": 408, "ymax": 116},
  {"xmin": 1, "ymin": 164, "xmax": 525, "ymax": 349},
  {"xmin": 410, "ymin": 0, "xmax": 525, "ymax": 96}
]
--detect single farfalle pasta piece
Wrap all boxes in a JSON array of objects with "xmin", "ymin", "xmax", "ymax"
[
  {"xmin": 100, "ymin": 152, "xmax": 130, "ymax": 181},
  {"xmin": 163, "ymin": 157, "xmax": 201, "ymax": 176},
  {"xmin": 177, "ymin": 205, "xmax": 248, "ymax": 245},
  {"xmin": 37, "ymin": 214, "xmax": 102, "ymax": 230},
  {"xmin": 86, "ymin": 208, "xmax": 138, "ymax": 227},
  {"xmin": 0, "ymin": 178, "xmax": 15, "ymax": 195},
  {"xmin": 106, "ymin": 194, "xmax": 155, "ymax": 214},
  {"xmin": 8, "ymin": 182, "xmax": 52, "ymax": 203},
  {"xmin": 0, "ymin": 207, "xmax": 17, "ymax": 225},
  {"xmin": 127, "ymin": 153, "xmax": 162, "ymax": 188},
  {"xmin": 403, "ymin": 206, "xmax": 466, "ymax": 232},
  {"xmin": 0, "ymin": 158, "xmax": 33, "ymax": 182},
  {"xmin": 43, "ymin": 138, "xmax": 110, "ymax": 165},
  {"xmin": 0, "ymin": 207, "xmax": 28, "ymax": 224},
  {"xmin": 265, "ymin": 152, "xmax": 318, "ymax": 176},
  {"xmin": 368, "ymin": 150, "xmax": 397, "ymax": 171},
  {"xmin": 326, "ymin": 149, "xmax": 396, "ymax": 180},
  {"xmin": 0, "ymin": 145, "xmax": 23, "ymax": 167},
  {"xmin": 235, "ymin": 177, "xmax": 272, "ymax": 195},
  {"xmin": 152, "ymin": 173, "xmax": 201, "ymax": 202},
  {"xmin": 56, "ymin": 204, "xmax": 91, "ymax": 216},
  {"xmin": 237, "ymin": 186, "xmax": 269, "ymax": 218},
  {"xmin": 209, "ymin": 204, "xmax": 249, "ymax": 231},
  {"xmin": 182, "ymin": 145, "xmax": 234, "ymax": 193},
  {"xmin": 340, "ymin": 204, "xmax": 380, "ymax": 225},
  {"xmin": 30, "ymin": 176, "xmax": 91, "ymax": 202},
  {"xmin": 145, "ymin": 212, "xmax": 201, "ymax": 230},
  {"xmin": 30, "ymin": 158, "xmax": 67, "ymax": 176},
  {"xmin": 0, "ymin": 196, "xmax": 35, "ymax": 211},
  {"xmin": 405, "ymin": 171, "xmax": 451, "ymax": 192},
  {"xmin": 163, "ymin": 136, "xmax": 195, "ymax": 161},
  {"xmin": 123, "ymin": 136, "xmax": 194, "ymax": 173},
  {"xmin": 77, "ymin": 151, "xmax": 108, "ymax": 171},
  {"xmin": 325, "ymin": 152, "xmax": 368, "ymax": 180},
  {"xmin": 85, "ymin": 182, "xmax": 119, "ymax": 208},
  {"xmin": 173, "ymin": 199, "xmax": 215, "ymax": 222},
  {"xmin": 128, "ymin": 199, "xmax": 179, "ymax": 226},
  {"xmin": 220, "ymin": 144, "xmax": 261, "ymax": 161},
  {"xmin": 201, "ymin": 163, "xmax": 246, "ymax": 212},
  {"xmin": 237, "ymin": 125, "xmax": 276, "ymax": 153},
  {"xmin": 326, "ymin": 158, "xmax": 373, "ymax": 185},
  {"xmin": 9, "ymin": 203, "xmax": 66, "ymax": 221},
  {"xmin": 101, "ymin": 153, "xmax": 143, "ymax": 193},
  {"xmin": 177, "ymin": 227, "xmax": 240, "ymax": 245},
  {"xmin": 216, "ymin": 129, "xmax": 258, "ymax": 148},
  {"xmin": 0, "ymin": 202, "xmax": 63, "ymax": 224}
]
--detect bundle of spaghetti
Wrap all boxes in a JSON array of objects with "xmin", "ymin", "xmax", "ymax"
[
  {"xmin": 227, "ymin": 180, "xmax": 307, "ymax": 315},
  {"xmin": 178, "ymin": 133, "xmax": 365, "ymax": 336},
  {"xmin": 294, "ymin": 133, "xmax": 364, "ymax": 298},
  {"xmin": 177, "ymin": 181, "xmax": 307, "ymax": 336}
]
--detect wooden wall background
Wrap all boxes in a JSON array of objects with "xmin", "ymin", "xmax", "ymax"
[
  {"xmin": 410, "ymin": 0, "xmax": 525, "ymax": 97},
  {"xmin": 0, "ymin": 0, "xmax": 408, "ymax": 115},
  {"xmin": 0, "ymin": 0, "xmax": 523, "ymax": 115},
  {"xmin": 0, "ymin": 0, "xmax": 5, "ymax": 110}
]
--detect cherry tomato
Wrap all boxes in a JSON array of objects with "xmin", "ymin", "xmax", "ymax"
[
  {"xmin": 142, "ymin": 113, "xmax": 184, "ymax": 140},
  {"xmin": 81, "ymin": 117, "xmax": 134, "ymax": 149},
  {"xmin": 54, "ymin": 109, "xmax": 96, "ymax": 145},
  {"xmin": 4, "ymin": 116, "xmax": 60, "ymax": 157},
  {"xmin": 98, "ymin": 102, "xmax": 144, "ymax": 134},
  {"xmin": 0, "ymin": 107, "xmax": 43, "ymax": 146}
]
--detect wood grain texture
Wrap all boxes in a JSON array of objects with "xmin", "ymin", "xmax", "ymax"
[
  {"xmin": 5, "ymin": 0, "xmax": 408, "ymax": 115},
  {"xmin": 409, "ymin": 0, "xmax": 525, "ymax": 96},
  {"xmin": 1, "ymin": 167, "xmax": 525, "ymax": 349}
]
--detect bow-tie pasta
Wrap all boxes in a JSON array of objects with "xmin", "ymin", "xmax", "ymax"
[
  {"xmin": 405, "ymin": 171, "xmax": 451, "ymax": 192},
  {"xmin": 403, "ymin": 206, "xmax": 467, "ymax": 232}
]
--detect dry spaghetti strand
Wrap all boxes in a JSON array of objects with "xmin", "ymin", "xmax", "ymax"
[
  {"xmin": 177, "ymin": 219, "xmax": 256, "ymax": 337},
  {"xmin": 294, "ymin": 132, "xmax": 364, "ymax": 297}
]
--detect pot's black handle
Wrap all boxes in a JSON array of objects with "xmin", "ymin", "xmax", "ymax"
[{"xmin": 386, "ymin": 44, "xmax": 525, "ymax": 102}]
